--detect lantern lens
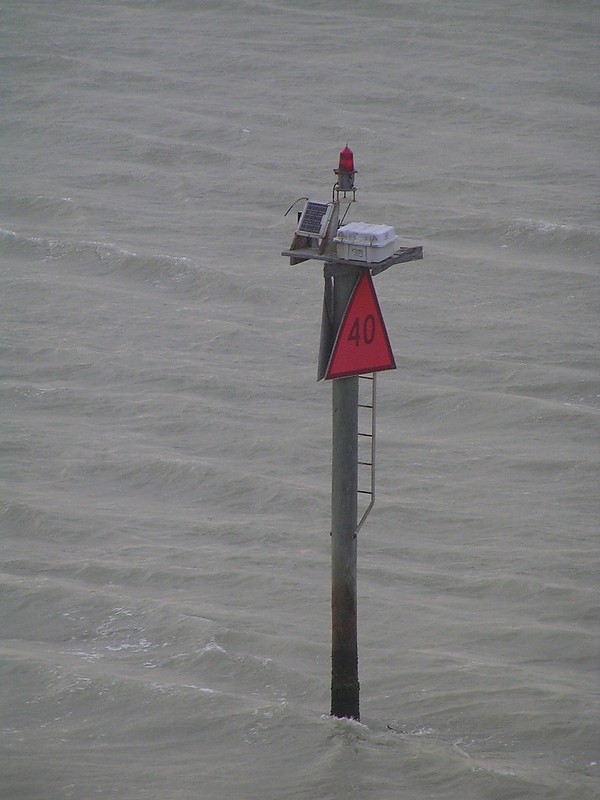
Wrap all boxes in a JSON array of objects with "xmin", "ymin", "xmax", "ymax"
[{"xmin": 338, "ymin": 145, "xmax": 354, "ymax": 173}]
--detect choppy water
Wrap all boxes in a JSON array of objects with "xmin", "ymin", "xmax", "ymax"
[{"xmin": 1, "ymin": 1, "xmax": 599, "ymax": 798}]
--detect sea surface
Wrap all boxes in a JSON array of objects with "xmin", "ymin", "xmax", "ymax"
[{"xmin": 1, "ymin": 1, "xmax": 599, "ymax": 798}]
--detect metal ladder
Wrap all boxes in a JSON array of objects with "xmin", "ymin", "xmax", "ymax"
[{"xmin": 356, "ymin": 373, "xmax": 376, "ymax": 534}]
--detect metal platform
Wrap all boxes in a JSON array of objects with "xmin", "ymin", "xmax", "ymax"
[{"xmin": 281, "ymin": 245, "xmax": 423, "ymax": 275}]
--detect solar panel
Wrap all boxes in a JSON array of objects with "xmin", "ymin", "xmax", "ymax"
[{"xmin": 296, "ymin": 200, "xmax": 333, "ymax": 238}]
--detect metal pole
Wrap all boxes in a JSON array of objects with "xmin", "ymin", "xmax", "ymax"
[{"xmin": 330, "ymin": 266, "xmax": 361, "ymax": 720}]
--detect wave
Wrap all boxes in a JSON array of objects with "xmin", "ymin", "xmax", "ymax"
[
  {"xmin": 502, "ymin": 217, "xmax": 600, "ymax": 254},
  {"xmin": 426, "ymin": 214, "xmax": 600, "ymax": 262},
  {"xmin": 2, "ymin": 192, "xmax": 79, "ymax": 222},
  {"xmin": 0, "ymin": 224, "xmax": 282, "ymax": 308},
  {"xmin": 0, "ymin": 225, "xmax": 197, "ymax": 280}
]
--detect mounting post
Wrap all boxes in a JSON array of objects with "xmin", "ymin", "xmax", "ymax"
[
  {"xmin": 330, "ymin": 264, "xmax": 361, "ymax": 720},
  {"xmin": 281, "ymin": 145, "xmax": 422, "ymax": 722}
]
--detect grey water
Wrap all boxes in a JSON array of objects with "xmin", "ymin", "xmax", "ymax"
[{"xmin": 1, "ymin": 1, "xmax": 599, "ymax": 798}]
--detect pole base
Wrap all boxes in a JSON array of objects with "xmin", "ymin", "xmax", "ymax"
[{"xmin": 331, "ymin": 676, "xmax": 360, "ymax": 721}]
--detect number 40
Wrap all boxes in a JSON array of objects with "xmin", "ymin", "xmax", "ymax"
[{"xmin": 348, "ymin": 314, "xmax": 375, "ymax": 347}]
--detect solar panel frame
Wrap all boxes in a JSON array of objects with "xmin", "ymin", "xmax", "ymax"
[{"xmin": 296, "ymin": 200, "xmax": 333, "ymax": 238}]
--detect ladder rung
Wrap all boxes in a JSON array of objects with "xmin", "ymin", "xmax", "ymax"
[
  {"xmin": 358, "ymin": 461, "xmax": 372, "ymax": 466},
  {"xmin": 357, "ymin": 490, "xmax": 372, "ymax": 495}
]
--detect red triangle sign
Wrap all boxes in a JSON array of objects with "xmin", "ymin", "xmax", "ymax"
[{"xmin": 324, "ymin": 271, "xmax": 396, "ymax": 380}]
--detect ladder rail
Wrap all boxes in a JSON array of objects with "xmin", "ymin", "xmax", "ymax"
[{"xmin": 355, "ymin": 373, "xmax": 376, "ymax": 535}]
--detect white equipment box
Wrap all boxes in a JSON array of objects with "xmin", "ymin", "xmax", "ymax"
[{"xmin": 335, "ymin": 222, "xmax": 397, "ymax": 263}]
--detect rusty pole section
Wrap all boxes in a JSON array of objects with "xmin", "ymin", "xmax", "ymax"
[{"xmin": 330, "ymin": 264, "xmax": 361, "ymax": 720}]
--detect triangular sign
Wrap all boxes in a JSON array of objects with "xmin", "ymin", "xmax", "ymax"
[{"xmin": 324, "ymin": 271, "xmax": 396, "ymax": 380}]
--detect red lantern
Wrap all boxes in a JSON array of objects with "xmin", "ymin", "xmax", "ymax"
[
  {"xmin": 335, "ymin": 145, "xmax": 356, "ymax": 192},
  {"xmin": 338, "ymin": 145, "xmax": 355, "ymax": 173}
]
